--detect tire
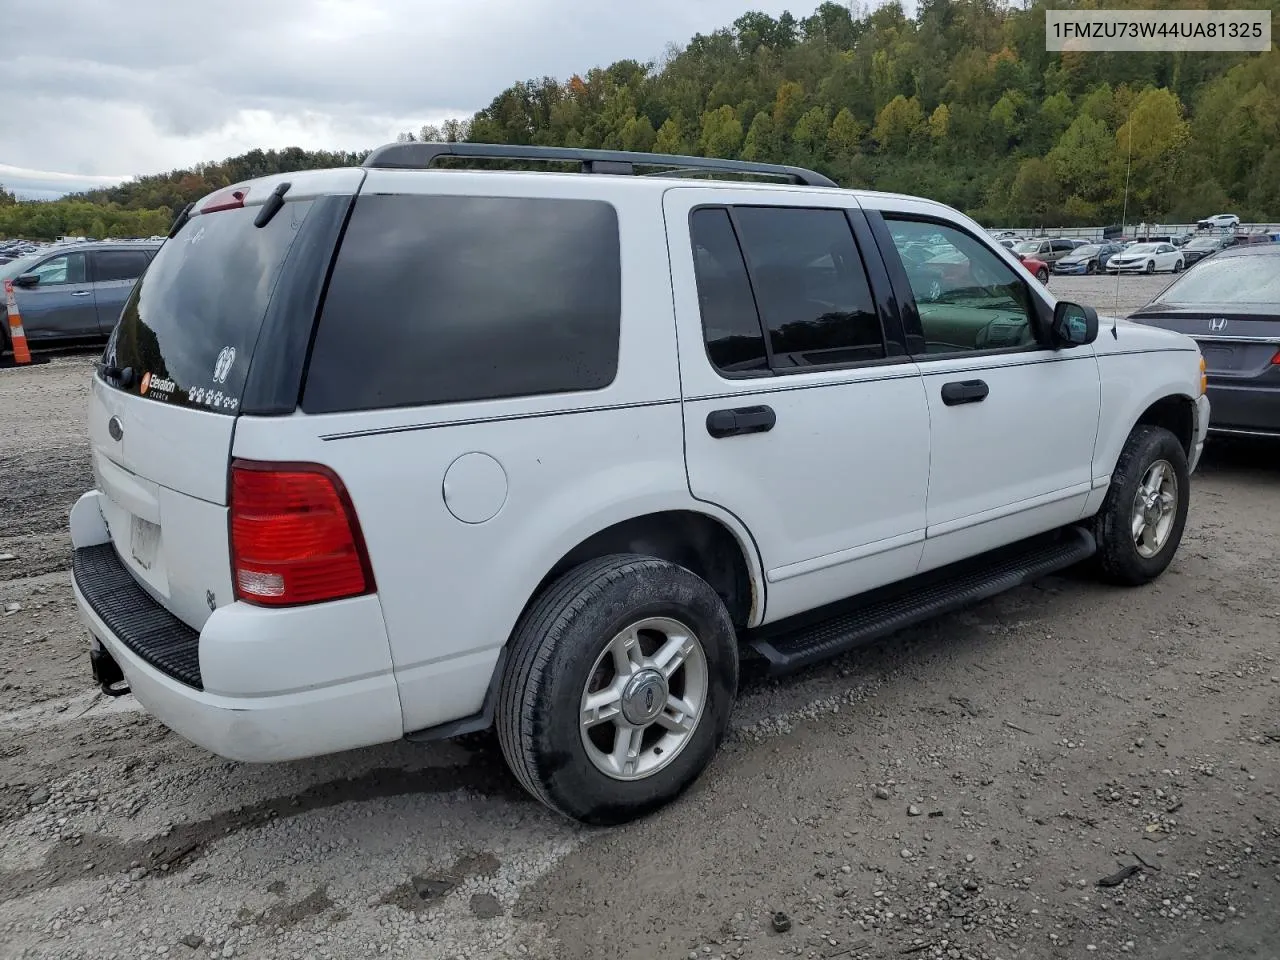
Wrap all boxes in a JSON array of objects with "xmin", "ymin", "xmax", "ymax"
[
  {"xmin": 1145, "ymin": 260, "xmax": 1155, "ymax": 274},
  {"xmin": 1173, "ymin": 259, "xmax": 1184, "ymax": 273},
  {"xmin": 1087, "ymin": 261, "xmax": 1098, "ymax": 275},
  {"xmin": 1090, "ymin": 425, "xmax": 1190, "ymax": 586},
  {"xmin": 1036, "ymin": 268, "xmax": 1049, "ymax": 284},
  {"xmin": 496, "ymin": 554, "xmax": 739, "ymax": 825}
]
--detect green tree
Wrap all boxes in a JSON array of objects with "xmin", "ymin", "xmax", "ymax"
[
  {"xmin": 792, "ymin": 106, "xmax": 831, "ymax": 156},
  {"xmin": 826, "ymin": 107, "xmax": 865, "ymax": 158},
  {"xmin": 873, "ymin": 95, "xmax": 924, "ymax": 153},
  {"xmin": 654, "ymin": 116, "xmax": 690, "ymax": 155},
  {"xmin": 742, "ymin": 112, "xmax": 781, "ymax": 161},
  {"xmin": 699, "ymin": 105, "xmax": 744, "ymax": 157}
]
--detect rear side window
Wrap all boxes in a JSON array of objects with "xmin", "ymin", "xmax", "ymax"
[
  {"xmin": 31, "ymin": 252, "xmax": 86, "ymax": 285},
  {"xmin": 92, "ymin": 249, "xmax": 152, "ymax": 282},
  {"xmin": 303, "ymin": 194, "xmax": 621, "ymax": 413},
  {"xmin": 731, "ymin": 206, "xmax": 885, "ymax": 368},
  {"xmin": 105, "ymin": 200, "xmax": 316, "ymax": 414},
  {"xmin": 689, "ymin": 209, "xmax": 769, "ymax": 374}
]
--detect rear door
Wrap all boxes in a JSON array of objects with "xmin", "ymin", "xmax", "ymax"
[
  {"xmin": 89, "ymin": 247, "xmax": 155, "ymax": 334},
  {"xmin": 91, "ymin": 170, "xmax": 363, "ymax": 629},
  {"xmin": 14, "ymin": 250, "xmax": 96, "ymax": 340},
  {"xmin": 665, "ymin": 187, "xmax": 930, "ymax": 623}
]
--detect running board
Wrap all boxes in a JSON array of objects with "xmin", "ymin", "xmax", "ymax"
[{"xmin": 747, "ymin": 527, "xmax": 1096, "ymax": 675}]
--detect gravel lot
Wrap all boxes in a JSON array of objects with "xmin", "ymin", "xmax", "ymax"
[{"xmin": 2, "ymin": 275, "xmax": 1277, "ymax": 960}]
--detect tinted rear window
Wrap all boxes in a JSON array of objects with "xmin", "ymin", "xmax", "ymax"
[
  {"xmin": 302, "ymin": 194, "xmax": 621, "ymax": 414},
  {"xmin": 104, "ymin": 200, "xmax": 315, "ymax": 414},
  {"xmin": 93, "ymin": 249, "xmax": 153, "ymax": 282}
]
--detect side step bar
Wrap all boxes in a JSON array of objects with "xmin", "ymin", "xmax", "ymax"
[{"xmin": 748, "ymin": 527, "xmax": 1096, "ymax": 675}]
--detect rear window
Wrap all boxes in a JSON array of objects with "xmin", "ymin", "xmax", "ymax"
[
  {"xmin": 302, "ymin": 194, "xmax": 621, "ymax": 414},
  {"xmin": 92, "ymin": 249, "xmax": 153, "ymax": 282},
  {"xmin": 104, "ymin": 200, "xmax": 315, "ymax": 413},
  {"xmin": 1155, "ymin": 254, "xmax": 1280, "ymax": 307}
]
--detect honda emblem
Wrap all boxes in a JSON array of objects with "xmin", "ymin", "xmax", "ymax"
[{"xmin": 1208, "ymin": 317, "xmax": 1228, "ymax": 333}]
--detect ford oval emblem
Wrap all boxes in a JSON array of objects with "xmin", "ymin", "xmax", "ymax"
[{"xmin": 107, "ymin": 416, "xmax": 123, "ymax": 441}]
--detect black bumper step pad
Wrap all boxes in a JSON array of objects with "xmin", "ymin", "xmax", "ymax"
[
  {"xmin": 749, "ymin": 527, "xmax": 1096, "ymax": 674},
  {"xmin": 73, "ymin": 543, "xmax": 203, "ymax": 690}
]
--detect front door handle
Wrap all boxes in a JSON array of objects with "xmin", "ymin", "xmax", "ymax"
[
  {"xmin": 706, "ymin": 405, "xmax": 776, "ymax": 439},
  {"xmin": 940, "ymin": 379, "xmax": 989, "ymax": 406},
  {"xmin": 71, "ymin": 291, "xmax": 92, "ymax": 297}
]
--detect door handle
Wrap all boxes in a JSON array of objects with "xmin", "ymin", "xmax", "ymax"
[
  {"xmin": 706, "ymin": 405, "xmax": 776, "ymax": 439},
  {"xmin": 71, "ymin": 291, "xmax": 92, "ymax": 297},
  {"xmin": 940, "ymin": 379, "xmax": 989, "ymax": 406}
]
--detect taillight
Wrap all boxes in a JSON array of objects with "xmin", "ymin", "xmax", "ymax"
[
  {"xmin": 229, "ymin": 460, "xmax": 374, "ymax": 607},
  {"xmin": 1271, "ymin": 349, "xmax": 1280, "ymax": 366},
  {"xmin": 1200, "ymin": 355, "xmax": 1208, "ymax": 395},
  {"xmin": 202, "ymin": 188, "xmax": 247, "ymax": 214}
]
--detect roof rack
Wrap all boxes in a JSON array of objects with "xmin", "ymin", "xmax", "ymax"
[{"xmin": 362, "ymin": 142, "xmax": 837, "ymax": 188}]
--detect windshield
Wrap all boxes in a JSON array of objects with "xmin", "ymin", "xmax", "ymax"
[
  {"xmin": 104, "ymin": 199, "xmax": 316, "ymax": 414},
  {"xmin": 1186, "ymin": 238, "xmax": 1220, "ymax": 250},
  {"xmin": 0, "ymin": 253, "xmax": 43, "ymax": 282},
  {"xmin": 1012, "ymin": 240, "xmax": 1041, "ymax": 254},
  {"xmin": 1154, "ymin": 254, "xmax": 1280, "ymax": 307},
  {"xmin": 1126, "ymin": 244, "xmax": 1158, "ymax": 254},
  {"xmin": 1071, "ymin": 245, "xmax": 1101, "ymax": 257}
]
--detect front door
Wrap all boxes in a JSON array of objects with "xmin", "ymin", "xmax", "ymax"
[
  {"xmin": 664, "ymin": 188, "xmax": 931, "ymax": 624},
  {"xmin": 14, "ymin": 251, "xmax": 96, "ymax": 340},
  {"xmin": 868, "ymin": 205, "xmax": 1102, "ymax": 572}
]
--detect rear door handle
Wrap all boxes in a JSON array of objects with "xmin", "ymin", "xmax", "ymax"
[
  {"xmin": 706, "ymin": 405, "xmax": 776, "ymax": 438},
  {"xmin": 71, "ymin": 291, "xmax": 92, "ymax": 297},
  {"xmin": 940, "ymin": 379, "xmax": 989, "ymax": 406}
]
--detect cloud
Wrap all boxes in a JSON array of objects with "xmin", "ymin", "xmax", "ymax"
[{"xmin": 3, "ymin": 0, "xmax": 803, "ymax": 195}]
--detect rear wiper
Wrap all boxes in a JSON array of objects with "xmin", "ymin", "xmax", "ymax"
[
  {"xmin": 167, "ymin": 202, "xmax": 194, "ymax": 239},
  {"xmin": 254, "ymin": 181, "xmax": 291, "ymax": 228}
]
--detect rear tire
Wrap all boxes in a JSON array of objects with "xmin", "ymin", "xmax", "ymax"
[
  {"xmin": 1173, "ymin": 259, "xmax": 1184, "ymax": 273},
  {"xmin": 1090, "ymin": 425, "xmax": 1190, "ymax": 586},
  {"xmin": 496, "ymin": 554, "xmax": 739, "ymax": 825}
]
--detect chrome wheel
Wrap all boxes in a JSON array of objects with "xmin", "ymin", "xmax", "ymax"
[
  {"xmin": 928, "ymin": 279, "xmax": 942, "ymax": 302},
  {"xmin": 579, "ymin": 617, "xmax": 708, "ymax": 781},
  {"xmin": 1131, "ymin": 459, "xmax": 1178, "ymax": 558}
]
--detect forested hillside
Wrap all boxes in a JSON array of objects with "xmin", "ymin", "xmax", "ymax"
[{"xmin": 3, "ymin": 0, "xmax": 1278, "ymax": 239}]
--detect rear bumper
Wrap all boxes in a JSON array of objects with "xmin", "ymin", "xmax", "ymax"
[
  {"xmin": 69, "ymin": 491, "xmax": 404, "ymax": 762},
  {"xmin": 1205, "ymin": 382, "xmax": 1280, "ymax": 437}
]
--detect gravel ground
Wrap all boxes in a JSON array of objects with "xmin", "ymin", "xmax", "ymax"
[{"xmin": 2, "ymin": 275, "xmax": 1277, "ymax": 960}]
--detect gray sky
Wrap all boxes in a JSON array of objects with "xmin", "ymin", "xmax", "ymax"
[{"xmin": 2, "ymin": 0, "xmax": 806, "ymax": 199}]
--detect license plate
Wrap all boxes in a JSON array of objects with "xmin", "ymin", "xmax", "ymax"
[
  {"xmin": 1200, "ymin": 345, "xmax": 1238, "ymax": 372},
  {"xmin": 130, "ymin": 516, "xmax": 161, "ymax": 570}
]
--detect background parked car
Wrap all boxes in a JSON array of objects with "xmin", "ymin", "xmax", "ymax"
[
  {"xmin": 1129, "ymin": 244, "xmax": 1280, "ymax": 437},
  {"xmin": 1010, "ymin": 237, "xmax": 1076, "ymax": 264},
  {"xmin": 1182, "ymin": 235, "xmax": 1234, "ymax": 266},
  {"xmin": 1106, "ymin": 242, "xmax": 1184, "ymax": 274},
  {"xmin": 1054, "ymin": 242, "xmax": 1123, "ymax": 275},
  {"xmin": 0, "ymin": 241, "xmax": 160, "ymax": 355},
  {"xmin": 1198, "ymin": 213, "xmax": 1241, "ymax": 229},
  {"xmin": 1008, "ymin": 252, "xmax": 1049, "ymax": 281}
]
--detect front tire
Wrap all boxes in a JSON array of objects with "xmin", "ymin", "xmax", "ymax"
[
  {"xmin": 1087, "ymin": 260, "xmax": 1098, "ymax": 275},
  {"xmin": 1036, "ymin": 267, "xmax": 1049, "ymax": 284},
  {"xmin": 1145, "ymin": 260, "xmax": 1155, "ymax": 274},
  {"xmin": 1090, "ymin": 425, "xmax": 1190, "ymax": 586},
  {"xmin": 497, "ymin": 554, "xmax": 739, "ymax": 825}
]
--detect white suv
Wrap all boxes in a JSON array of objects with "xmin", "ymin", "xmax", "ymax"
[{"xmin": 71, "ymin": 144, "xmax": 1210, "ymax": 825}]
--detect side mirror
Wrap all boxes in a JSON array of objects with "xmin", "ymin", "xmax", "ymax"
[
  {"xmin": 14, "ymin": 273, "xmax": 39, "ymax": 288},
  {"xmin": 1051, "ymin": 301, "xmax": 1099, "ymax": 348}
]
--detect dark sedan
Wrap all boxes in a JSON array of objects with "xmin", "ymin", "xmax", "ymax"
[
  {"xmin": 1180, "ymin": 235, "xmax": 1233, "ymax": 267},
  {"xmin": 1129, "ymin": 245, "xmax": 1280, "ymax": 438},
  {"xmin": 1053, "ymin": 242, "xmax": 1122, "ymax": 275}
]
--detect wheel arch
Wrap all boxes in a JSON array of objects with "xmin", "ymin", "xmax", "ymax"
[{"xmin": 1134, "ymin": 393, "xmax": 1196, "ymax": 457}]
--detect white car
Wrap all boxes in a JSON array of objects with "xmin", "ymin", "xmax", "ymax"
[
  {"xmin": 1106, "ymin": 242, "xmax": 1185, "ymax": 274},
  {"xmin": 71, "ymin": 144, "xmax": 1210, "ymax": 825},
  {"xmin": 1199, "ymin": 213, "xmax": 1240, "ymax": 229}
]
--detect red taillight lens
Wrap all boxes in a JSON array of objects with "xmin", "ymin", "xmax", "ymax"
[
  {"xmin": 229, "ymin": 461, "xmax": 373, "ymax": 607},
  {"xmin": 1271, "ymin": 349, "xmax": 1280, "ymax": 366},
  {"xmin": 202, "ymin": 188, "xmax": 247, "ymax": 213}
]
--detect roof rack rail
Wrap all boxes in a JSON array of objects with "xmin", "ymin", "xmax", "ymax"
[{"xmin": 362, "ymin": 141, "xmax": 838, "ymax": 188}]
